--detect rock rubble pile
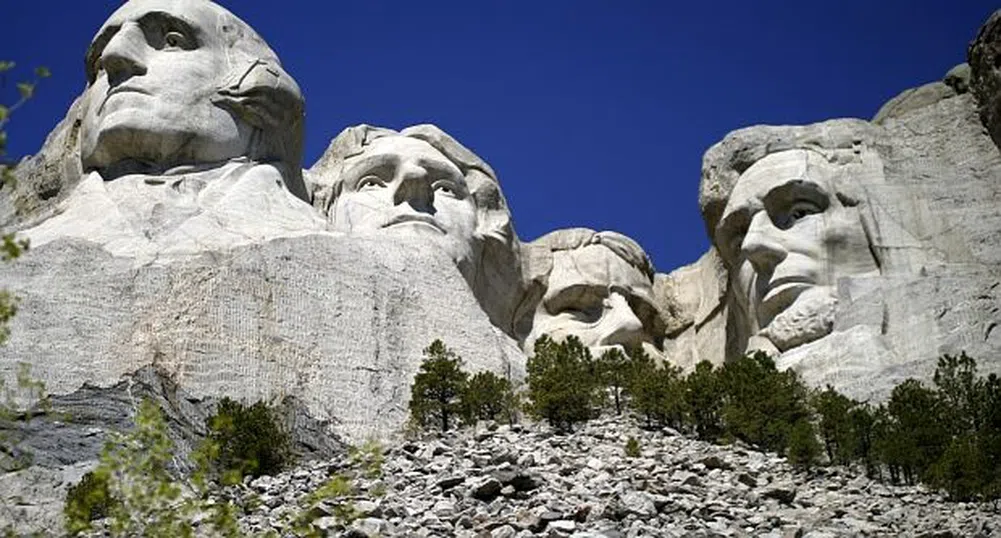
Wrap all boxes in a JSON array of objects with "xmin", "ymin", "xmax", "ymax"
[{"xmin": 231, "ymin": 416, "xmax": 999, "ymax": 537}]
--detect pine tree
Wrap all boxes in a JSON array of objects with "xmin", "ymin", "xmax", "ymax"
[
  {"xmin": 409, "ymin": 340, "xmax": 469, "ymax": 432},
  {"xmin": 461, "ymin": 370, "xmax": 515, "ymax": 424},
  {"xmin": 683, "ymin": 360, "xmax": 724, "ymax": 441},
  {"xmin": 525, "ymin": 335, "xmax": 600, "ymax": 432}
]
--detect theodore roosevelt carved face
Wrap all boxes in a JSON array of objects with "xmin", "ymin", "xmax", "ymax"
[
  {"xmin": 715, "ymin": 149, "xmax": 879, "ymax": 353},
  {"xmin": 521, "ymin": 229, "xmax": 665, "ymax": 359}
]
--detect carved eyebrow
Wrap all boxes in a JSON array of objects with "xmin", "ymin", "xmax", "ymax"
[
  {"xmin": 543, "ymin": 284, "xmax": 607, "ymax": 313},
  {"xmin": 762, "ymin": 179, "xmax": 830, "ymax": 213},
  {"xmin": 84, "ymin": 11, "xmax": 200, "ymax": 84}
]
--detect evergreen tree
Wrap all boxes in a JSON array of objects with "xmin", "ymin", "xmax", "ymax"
[
  {"xmin": 718, "ymin": 352, "xmax": 811, "ymax": 453},
  {"xmin": 787, "ymin": 418, "xmax": 821, "ymax": 469},
  {"xmin": 627, "ymin": 347, "xmax": 686, "ymax": 429},
  {"xmin": 884, "ymin": 379, "xmax": 949, "ymax": 484},
  {"xmin": 461, "ymin": 370, "xmax": 515, "ymax": 424},
  {"xmin": 206, "ymin": 397, "xmax": 292, "ymax": 479},
  {"xmin": 597, "ymin": 347, "xmax": 629, "ymax": 415},
  {"xmin": 683, "ymin": 360, "xmax": 724, "ymax": 441},
  {"xmin": 409, "ymin": 340, "xmax": 469, "ymax": 432},
  {"xmin": 525, "ymin": 335, "xmax": 600, "ymax": 432},
  {"xmin": 812, "ymin": 385, "xmax": 856, "ymax": 465}
]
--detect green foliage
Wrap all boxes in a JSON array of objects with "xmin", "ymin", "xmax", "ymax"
[
  {"xmin": 624, "ymin": 436, "xmax": 641, "ymax": 458},
  {"xmin": 64, "ymin": 471, "xmax": 116, "ymax": 533},
  {"xmin": 718, "ymin": 352, "xmax": 812, "ymax": 453},
  {"xmin": 812, "ymin": 385, "xmax": 856, "ymax": 465},
  {"xmin": 627, "ymin": 347, "xmax": 687, "ymax": 429},
  {"xmin": 206, "ymin": 397, "xmax": 293, "ymax": 480},
  {"xmin": 65, "ymin": 399, "xmax": 242, "ymax": 537},
  {"xmin": 683, "ymin": 360, "xmax": 724, "ymax": 441},
  {"xmin": 0, "ymin": 362, "xmax": 53, "ymax": 471},
  {"xmin": 409, "ymin": 339, "xmax": 469, "ymax": 432},
  {"xmin": 0, "ymin": 60, "xmax": 45, "ymax": 349},
  {"xmin": 525, "ymin": 335, "xmax": 602, "ymax": 432},
  {"xmin": 787, "ymin": 419, "xmax": 821, "ymax": 469},
  {"xmin": 883, "ymin": 379, "xmax": 949, "ymax": 484},
  {"xmin": 597, "ymin": 347, "xmax": 630, "ymax": 415},
  {"xmin": 461, "ymin": 370, "xmax": 516, "ymax": 425},
  {"xmin": 348, "ymin": 439, "xmax": 384, "ymax": 479}
]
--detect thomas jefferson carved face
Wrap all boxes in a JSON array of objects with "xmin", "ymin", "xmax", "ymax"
[
  {"xmin": 716, "ymin": 149, "xmax": 878, "ymax": 352},
  {"xmin": 331, "ymin": 136, "xmax": 478, "ymax": 265},
  {"xmin": 81, "ymin": 0, "xmax": 251, "ymax": 173},
  {"xmin": 523, "ymin": 233, "xmax": 663, "ymax": 358}
]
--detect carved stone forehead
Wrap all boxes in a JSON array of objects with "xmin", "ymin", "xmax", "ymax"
[
  {"xmin": 89, "ymin": 0, "xmax": 275, "ymax": 65},
  {"xmin": 723, "ymin": 149, "xmax": 834, "ymax": 215},
  {"xmin": 98, "ymin": 0, "xmax": 224, "ymax": 37},
  {"xmin": 545, "ymin": 245, "xmax": 652, "ymax": 301}
]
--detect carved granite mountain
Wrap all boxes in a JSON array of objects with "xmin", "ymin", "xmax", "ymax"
[{"xmin": 662, "ymin": 54, "xmax": 1001, "ymax": 400}]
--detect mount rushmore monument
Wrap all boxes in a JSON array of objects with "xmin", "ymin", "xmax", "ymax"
[{"xmin": 2, "ymin": 0, "xmax": 1001, "ymax": 452}]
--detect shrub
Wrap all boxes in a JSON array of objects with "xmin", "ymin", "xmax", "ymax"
[
  {"xmin": 64, "ymin": 471, "xmax": 116, "ymax": 533},
  {"xmin": 207, "ymin": 397, "xmax": 293, "ymax": 480},
  {"xmin": 461, "ymin": 370, "xmax": 515, "ymax": 424},
  {"xmin": 787, "ymin": 419, "xmax": 821, "ymax": 469},
  {"xmin": 525, "ymin": 335, "xmax": 601, "ymax": 432},
  {"xmin": 409, "ymin": 339, "xmax": 469, "ymax": 432},
  {"xmin": 624, "ymin": 436, "xmax": 641, "ymax": 458}
]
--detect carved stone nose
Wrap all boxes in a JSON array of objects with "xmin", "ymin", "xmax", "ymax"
[
  {"xmin": 741, "ymin": 212, "xmax": 787, "ymax": 274},
  {"xmin": 101, "ymin": 24, "xmax": 148, "ymax": 86},
  {"xmin": 392, "ymin": 164, "xmax": 435, "ymax": 214},
  {"xmin": 598, "ymin": 293, "xmax": 645, "ymax": 348}
]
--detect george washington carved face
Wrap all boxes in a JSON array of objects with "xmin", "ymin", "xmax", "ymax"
[{"xmin": 81, "ymin": 0, "xmax": 305, "ymax": 195}]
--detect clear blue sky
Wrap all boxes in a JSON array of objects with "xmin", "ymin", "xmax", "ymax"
[{"xmin": 4, "ymin": 1, "xmax": 994, "ymax": 273}]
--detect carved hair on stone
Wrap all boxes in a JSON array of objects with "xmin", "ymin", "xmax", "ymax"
[
  {"xmin": 969, "ymin": 9, "xmax": 1001, "ymax": 149},
  {"xmin": 533, "ymin": 228, "xmax": 656, "ymax": 282},
  {"xmin": 213, "ymin": 58, "xmax": 307, "ymax": 200}
]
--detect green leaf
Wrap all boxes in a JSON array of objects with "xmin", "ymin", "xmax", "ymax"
[
  {"xmin": 0, "ymin": 105, "xmax": 8, "ymax": 122},
  {"xmin": 34, "ymin": 66, "xmax": 51, "ymax": 78},
  {"xmin": 17, "ymin": 82, "xmax": 34, "ymax": 100},
  {"xmin": 0, "ymin": 61, "xmax": 14, "ymax": 73}
]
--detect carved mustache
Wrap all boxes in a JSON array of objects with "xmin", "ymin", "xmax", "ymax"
[{"xmin": 98, "ymin": 85, "xmax": 150, "ymax": 114}]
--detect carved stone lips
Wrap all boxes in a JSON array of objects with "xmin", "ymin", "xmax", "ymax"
[
  {"xmin": 381, "ymin": 214, "xmax": 445, "ymax": 234},
  {"xmin": 760, "ymin": 276, "xmax": 813, "ymax": 309},
  {"xmin": 99, "ymin": 85, "xmax": 150, "ymax": 113}
]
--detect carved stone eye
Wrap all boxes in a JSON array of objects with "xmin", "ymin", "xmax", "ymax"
[
  {"xmin": 433, "ymin": 180, "xmax": 457, "ymax": 196},
  {"xmin": 357, "ymin": 175, "xmax": 385, "ymax": 190},
  {"xmin": 165, "ymin": 31, "xmax": 187, "ymax": 48}
]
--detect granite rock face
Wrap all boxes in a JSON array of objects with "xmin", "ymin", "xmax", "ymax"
[{"xmin": 1, "ymin": 234, "xmax": 524, "ymax": 444}]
